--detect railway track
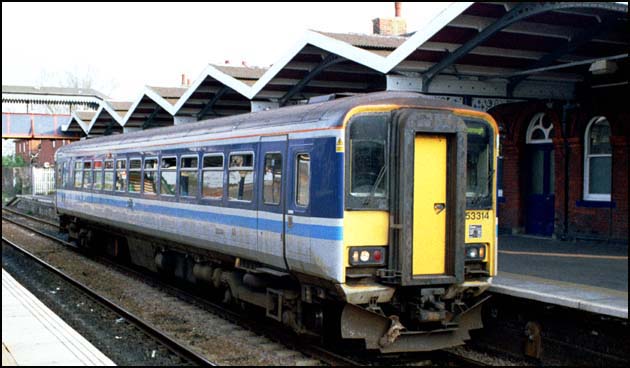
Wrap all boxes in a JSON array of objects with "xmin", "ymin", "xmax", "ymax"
[
  {"xmin": 3, "ymin": 206, "xmax": 496, "ymax": 366},
  {"xmin": 2, "ymin": 235, "xmax": 217, "ymax": 366},
  {"xmin": 2, "ymin": 208, "xmax": 359, "ymax": 366}
]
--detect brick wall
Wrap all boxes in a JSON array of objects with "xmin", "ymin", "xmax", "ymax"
[
  {"xmin": 489, "ymin": 102, "xmax": 628, "ymax": 242},
  {"xmin": 14, "ymin": 139, "xmax": 75, "ymax": 167}
]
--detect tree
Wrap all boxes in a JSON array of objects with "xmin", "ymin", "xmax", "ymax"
[{"xmin": 2, "ymin": 154, "xmax": 27, "ymax": 168}]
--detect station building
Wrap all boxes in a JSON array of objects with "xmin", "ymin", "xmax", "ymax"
[{"xmin": 3, "ymin": 2, "xmax": 627, "ymax": 242}]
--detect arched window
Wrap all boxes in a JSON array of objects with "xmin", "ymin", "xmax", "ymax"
[
  {"xmin": 584, "ymin": 116, "xmax": 611, "ymax": 201},
  {"xmin": 526, "ymin": 112, "xmax": 554, "ymax": 144}
]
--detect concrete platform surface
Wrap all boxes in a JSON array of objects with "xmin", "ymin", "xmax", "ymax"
[
  {"xmin": 2, "ymin": 268, "xmax": 115, "ymax": 366},
  {"xmin": 493, "ymin": 235, "xmax": 628, "ymax": 319}
]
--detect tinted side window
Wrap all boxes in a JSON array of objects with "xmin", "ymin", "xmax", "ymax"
[
  {"xmin": 143, "ymin": 158, "xmax": 158, "ymax": 195},
  {"xmin": 180, "ymin": 156, "xmax": 199, "ymax": 197},
  {"xmin": 104, "ymin": 160, "xmax": 114, "ymax": 191},
  {"xmin": 202, "ymin": 154, "xmax": 223, "ymax": 199},
  {"xmin": 228, "ymin": 153, "xmax": 254, "ymax": 201},
  {"xmin": 93, "ymin": 160, "xmax": 103, "ymax": 190},
  {"xmin": 82, "ymin": 161, "xmax": 92, "ymax": 189},
  {"xmin": 74, "ymin": 161, "xmax": 82, "ymax": 188},
  {"xmin": 116, "ymin": 159, "xmax": 127, "ymax": 192},
  {"xmin": 263, "ymin": 153, "xmax": 282, "ymax": 205},
  {"xmin": 296, "ymin": 154, "xmax": 310, "ymax": 206},
  {"xmin": 160, "ymin": 157, "xmax": 177, "ymax": 195},
  {"xmin": 128, "ymin": 159, "xmax": 142, "ymax": 193}
]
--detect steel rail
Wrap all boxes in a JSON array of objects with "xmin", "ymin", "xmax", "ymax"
[
  {"xmin": 3, "ymin": 206, "xmax": 59, "ymax": 227},
  {"xmin": 1, "ymin": 234, "xmax": 217, "ymax": 367}
]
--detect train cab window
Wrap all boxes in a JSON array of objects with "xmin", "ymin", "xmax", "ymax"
[
  {"xmin": 116, "ymin": 159, "xmax": 127, "ymax": 192},
  {"xmin": 74, "ymin": 161, "xmax": 82, "ymax": 188},
  {"xmin": 349, "ymin": 115, "xmax": 388, "ymax": 198},
  {"xmin": 160, "ymin": 156, "xmax": 177, "ymax": 196},
  {"xmin": 180, "ymin": 156, "xmax": 199, "ymax": 198},
  {"xmin": 263, "ymin": 153, "xmax": 282, "ymax": 205},
  {"xmin": 128, "ymin": 158, "xmax": 142, "ymax": 193},
  {"xmin": 296, "ymin": 154, "xmax": 310, "ymax": 207},
  {"xmin": 202, "ymin": 154, "xmax": 224, "ymax": 200},
  {"xmin": 228, "ymin": 153, "xmax": 254, "ymax": 202},
  {"xmin": 104, "ymin": 160, "xmax": 114, "ymax": 191},
  {"xmin": 93, "ymin": 160, "xmax": 104, "ymax": 190},
  {"xmin": 465, "ymin": 120, "xmax": 493, "ymax": 209},
  {"xmin": 82, "ymin": 161, "xmax": 93, "ymax": 189},
  {"xmin": 144, "ymin": 158, "xmax": 158, "ymax": 195}
]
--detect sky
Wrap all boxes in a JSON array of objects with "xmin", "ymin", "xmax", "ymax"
[{"xmin": 2, "ymin": 2, "xmax": 452, "ymax": 101}]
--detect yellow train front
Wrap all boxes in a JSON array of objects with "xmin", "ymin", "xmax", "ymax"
[
  {"xmin": 55, "ymin": 92, "xmax": 497, "ymax": 353},
  {"xmin": 338, "ymin": 100, "xmax": 498, "ymax": 352}
]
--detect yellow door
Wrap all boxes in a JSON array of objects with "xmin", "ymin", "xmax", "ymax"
[{"xmin": 413, "ymin": 134, "xmax": 447, "ymax": 275}]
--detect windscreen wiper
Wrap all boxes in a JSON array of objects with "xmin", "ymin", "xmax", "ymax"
[{"xmin": 363, "ymin": 164, "xmax": 388, "ymax": 206}]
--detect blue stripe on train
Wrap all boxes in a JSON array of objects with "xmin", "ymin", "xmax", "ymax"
[{"xmin": 59, "ymin": 191, "xmax": 343, "ymax": 241}]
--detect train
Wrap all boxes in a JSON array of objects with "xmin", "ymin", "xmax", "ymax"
[{"xmin": 55, "ymin": 91, "xmax": 499, "ymax": 353}]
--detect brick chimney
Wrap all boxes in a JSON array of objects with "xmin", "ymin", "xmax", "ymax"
[
  {"xmin": 181, "ymin": 73, "xmax": 187, "ymax": 87},
  {"xmin": 372, "ymin": 2, "xmax": 407, "ymax": 36}
]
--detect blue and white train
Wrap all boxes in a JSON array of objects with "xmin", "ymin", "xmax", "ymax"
[{"xmin": 55, "ymin": 92, "xmax": 499, "ymax": 352}]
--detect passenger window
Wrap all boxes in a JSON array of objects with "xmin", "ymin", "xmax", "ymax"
[
  {"xmin": 82, "ymin": 161, "xmax": 92, "ymax": 189},
  {"xmin": 64, "ymin": 161, "xmax": 72, "ymax": 188},
  {"xmin": 202, "ymin": 154, "xmax": 224, "ymax": 199},
  {"xmin": 228, "ymin": 153, "xmax": 254, "ymax": 202},
  {"xmin": 160, "ymin": 157, "xmax": 177, "ymax": 196},
  {"xmin": 116, "ymin": 159, "xmax": 127, "ymax": 192},
  {"xmin": 180, "ymin": 156, "xmax": 199, "ymax": 197},
  {"xmin": 57, "ymin": 162, "xmax": 64, "ymax": 188},
  {"xmin": 144, "ymin": 158, "xmax": 158, "ymax": 195},
  {"xmin": 296, "ymin": 154, "xmax": 310, "ymax": 207},
  {"xmin": 104, "ymin": 160, "xmax": 114, "ymax": 191},
  {"xmin": 128, "ymin": 159, "xmax": 142, "ymax": 193},
  {"xmin": 263, "ymin": 153, "xmax": 282, "ymax": 205},
  {"xmin": 74, "ymin": 161, "xmax": 82, "ymax": 188},
  {"xmin": 93, "ymin": 161, "xmax": 103, "ymax": 190}
]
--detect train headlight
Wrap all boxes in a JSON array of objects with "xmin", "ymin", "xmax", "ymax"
[
  {"xmin": 465, "ymin": 244, "xmax": 487, "ymax": 260},
  {"xmin": 349, "ymin": 247, "xmax": 386, "ymax": 266}
]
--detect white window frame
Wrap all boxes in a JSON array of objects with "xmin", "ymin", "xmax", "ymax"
[
  {"xmin": 227, "ymin": 151, "xmax": 255, "ymax": 202},
  {"xmin": 526, "ymin": 112, "xmax": 554, "ymax": 144},
  {"xmin": 179, "ymin": 154, "xmax": 199, "ymax": 198},
  {"xmin": 583, "ymin": 116, "xmax": 611, "ymax": 202},
  {"xmin": 202, "ymin": 153, "xmax": 225, "ymax": 200},
  {"xmin": 159, "ymin": 156, "xmax": 178, "ymax": 197}
]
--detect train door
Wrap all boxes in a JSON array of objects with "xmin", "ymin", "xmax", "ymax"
[
  {"xmin": 284, "ymin": 143, "xmax": 313, "ymax": 273},
  {"xmin": 257, "ymin": 136, "xmax": 288, "ymax": 270},
  {"xmin": 412, "ymin": 134, "xmax": 447, "ymax": 275},
  {"xmin": 391, "ymin": 109, "xmax": 466, "ymax": 286}
]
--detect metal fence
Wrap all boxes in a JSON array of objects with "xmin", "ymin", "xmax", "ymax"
[{"xmin": 2, "ymin": 166, "xmax": 55, "ymax": 204}]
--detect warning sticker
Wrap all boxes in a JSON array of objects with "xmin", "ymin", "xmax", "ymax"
[{"xmin": 336, "ymin": 138, "xmax": 344, "ymax": 152}]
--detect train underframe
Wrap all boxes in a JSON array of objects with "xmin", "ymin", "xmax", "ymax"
[{"xmin": 61, "ymin": 214, "xmax": 489, "ymax": 353}]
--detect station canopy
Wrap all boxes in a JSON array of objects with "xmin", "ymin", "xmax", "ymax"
[
  {"xmin": 62, "ymin": 111, "xmax": 93, "ymax": 137},
  {"xmin": 174, "ymin": 65, "xmax": 267, "ymax": 120},
  {"xmin": 122, "ymin": 86, "xmax": 187, "ymax": 130},
  {"xmin": 86, "ymin": 101, "xmax": 131, "ymax": 136}
]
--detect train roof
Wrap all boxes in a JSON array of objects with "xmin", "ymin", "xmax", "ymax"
[{"xmin": 57, "ymin": 91, "xmax": 477, "ymax": 155}]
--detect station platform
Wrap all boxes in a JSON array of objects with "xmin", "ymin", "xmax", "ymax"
[
  {"xmin": 2, "ymin": 268, "xmax": 115, "ymax": 366},
  {"xmin": 492, "ymin": 235, "xmax": 628, "ymax": 319}
]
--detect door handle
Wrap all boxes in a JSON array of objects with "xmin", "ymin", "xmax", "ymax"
[
  {"xmin": 287, "ymin": 215, "xmax": 294, "ymax": 228},
  {"xmin": 434, "ymin": 203, "xmax": 445, "ymax": 214}
]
